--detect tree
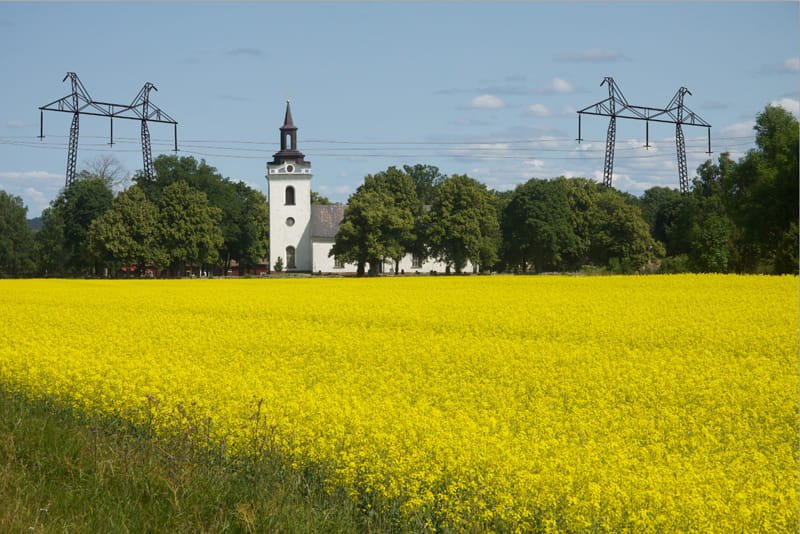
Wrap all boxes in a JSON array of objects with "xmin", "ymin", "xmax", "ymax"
[
  {"xmin": 35, "ymin": 204, "xmax": 66, "ymax": 276},
  {"xmin": 330, "ymin": 167, "xmax": 421, "ymax": 275},
  {"xmin": 587, "ymin": 189, "xmax": 662, "ymax": 272},
  {"xmin": 501, "ymin": 179, "xmax": 579, "ymax": 273},
  {"xmin": 402, "ymin": 163, "xmax": 446, "ymax": 205},
  {"xmin": 364, "ymin": 167, "xmax": 423, "ymax": 272},
  {"xmin": 87, "ymin": 185, "xmax": 166, "ymax": 276},
  {"xmin": 723, "ymin": 105, "xmax": 799, "ymax": 272},
  {"xmin": 36, "ymin": 177, "xmax": 114, "ymax": 276},
  {"xmin": 141, "ymin": 155, "xmax": 270, "ymax": 274},
  {"xmin": 330, "ymin": 188, "xmax": 407, "ymax": 276},
  {"xmin": 0, "ymin": 190, "xmax": 35, "ymax": 276},
  {"xmin": 427, "ymin": 174, "xmax": 500, "ymax": 273},
  {"xmin": 77, "ymin": 155, "xmax": 129, "ymax": 189},
  {"xmin": 157, "ymin": 181, "xmax": 224, "ymax": 276},
  {"xmin": 227, "ymin": 183, "xmax": 269, "ymax": 273}
]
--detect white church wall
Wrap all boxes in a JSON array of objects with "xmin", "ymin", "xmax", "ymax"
[
  {"xmin": 310, "ymin": 239, "xmax": 474, "ymax": 274},
  {"xmin": 268, "ymin": 171, "xmax": 312, "ymax": 271}
]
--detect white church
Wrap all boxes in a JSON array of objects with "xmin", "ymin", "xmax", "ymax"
[{"xmin": 266, "ymin": 101, "xmax": 460, "ymax": 274}]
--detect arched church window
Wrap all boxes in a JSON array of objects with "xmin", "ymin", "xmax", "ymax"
[
  {"xmin": 286, "ymin": 246, "xmax": 296, "ymax": 269},
  {"xmin": 285, "ymin": 186, "xmax": 295, "ymax": 205}
]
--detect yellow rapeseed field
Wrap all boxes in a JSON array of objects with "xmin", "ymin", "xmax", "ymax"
[{"xmin": 0, "ymin": 275, "xmax": 797, "ymax": 532}]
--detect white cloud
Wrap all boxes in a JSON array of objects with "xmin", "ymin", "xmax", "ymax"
[
  {"xmin": 469, "ymin": 94, "xmax": 506, "ymax": 109},
  {"xmin": 761, "ymin": 56, "xmax": 800, "ymax": 74},
  {"xmin": 525, "ymin": 159, "xmax": 545, "ymax": 170},
  {"xmin": 0, "ymin": 170, "xmax": 62, "ymax": 182},
  {"xmin": 556, "ymin": 48, "xmax": 630, "ymax": 62},
  {"xmin": 448, "ymin": 143, "xmax": 511, "ymax": 161},
  {"xmin": 528, "ymin": 104, "xmax": 552, "ymax": 117},
  {"xmin": 785, "ymin": 57, "xmax": 800, "ymax": 72},
  {"xmin": 770, "ymin": 97, "xmax": 800, "ymax": 117},
  {"xmin": 23, "ymin": 187, "xmax": 48, "ymax": 213},
  {"xmin": 535, "ymin": 78, "xmax": 575, "ymax": 94},
  {"xmin": 6, "ymin": 120, "xmax": 33, "ymax": 128},
  {"xmin": 720, "ymin": 120, "xmax": 755, "ymax": 139}
]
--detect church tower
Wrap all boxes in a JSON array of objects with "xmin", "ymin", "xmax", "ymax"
[{"xmin": 267, "ymin": 101, "xmax": 312, "ymax": 271}]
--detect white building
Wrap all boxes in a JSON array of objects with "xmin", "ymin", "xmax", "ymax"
[{"xmin": 266, "ymin": 102, "xmax": 463, "ymax": 274}]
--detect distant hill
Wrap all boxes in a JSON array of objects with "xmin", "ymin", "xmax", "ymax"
[{"xmin": 27, "ymin": 217, "xmax": 43, "ymax": 231}]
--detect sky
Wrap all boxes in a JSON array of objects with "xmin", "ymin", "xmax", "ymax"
[{"xmin": 1, "ymin": 2, "xmax": 798, "ymax": 217}]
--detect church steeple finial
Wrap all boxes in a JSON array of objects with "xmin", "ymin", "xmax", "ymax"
[{"xmin": 272, "ymin": 100, "xmax": 306, "ymax": 164}]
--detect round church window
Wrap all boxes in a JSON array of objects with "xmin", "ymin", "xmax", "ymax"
[
  {"xmin": 286, "ymin": 217, "xmax": 295, "ymax": 227},
  {"xmin": 286, "ymin": 164, "xmax": 294, "ymax": 173}
]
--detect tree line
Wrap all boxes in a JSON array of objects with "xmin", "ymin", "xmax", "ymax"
[
  {"xmin": 331, "ymin": 106, "xmax": 797, "ymax": 275},
  {"xmin": 1, "ymin": 156, "xmax": 270, "ymax": 277},
  {"xmin": 0, "ymin": 104, "xmax": 796, "ymax": 277}
]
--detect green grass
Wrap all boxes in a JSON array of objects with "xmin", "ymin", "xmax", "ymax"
[{"xmin": 0, "ymin": 388, "xmax": 400, "ymax": 533}]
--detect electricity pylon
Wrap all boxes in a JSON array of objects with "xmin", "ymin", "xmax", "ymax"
[
  {"xmin": 39, "ymin": 72, "xmax": 178, "ymax": 188},
  {"xmin": 576, "ymin": 77, "xmax": 711, "ymax": 194}
]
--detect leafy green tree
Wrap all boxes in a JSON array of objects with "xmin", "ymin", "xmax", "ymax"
[
  {"xmin": 587, "ymin": 189, "xmax": 662, "ymax": 272},
  {"xmin": 330, "ymin": 188, "xmax": 409, "ymax": 276},
  {"xmin": 501, "ymin": 179, "xmax": 580, "ymax": 273},
  {"xmin": 87, "ymin": 185, "xmax": 166, "ymax": 276},
  {"xmin": 141, "ymin": 155, "xmax": 269, "ymax": 274},
  {"xmin": 402, "ymin": 164, "xmax": 446, "ymax": 205},
  {"xmin": 640, "ymin": 186, "xmax": 683, "ymax": 249},
  {"xmin": 157, "ymin": 181, "xmax": 224, "ymax": 276},
  {"xmin": 331, "ymin": 167, "xmax": 422, "ymax": 275},
  {"xmin": 37, "ymin": 177, "xmax": 114, "ymax": 276},
  {"xmin": 688, "ymin": 213, "xmax": 731, "ymax": 272},
  {"xmin": 363, "ymin": 167, "xmax": 423, "ymax": 272},
  {"xmin": 35, "ymin": 204, "xmax": 66, "ymax": 276},
  {"xmin": 723, "ymin": 105, "xmax": 799, "ymax": 272},
  {"xmin": 226, "ymin": 183, "xmax": 269, "ymax": 273},
  {"xmin": 0, "ymin": 190, "xmax": 35, "ymax": 276},
  {"xmin": 427, "ymin": 174, "xmax": 500, "ymax": 273}
]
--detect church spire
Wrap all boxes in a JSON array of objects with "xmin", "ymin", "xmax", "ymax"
[
  {"xmin": 272, "ymin": 99, "xmax": 306, "ymax": 164},
  {"xmin": 283, "ymin": 99, "xmax": 296, "ymax": 129}
]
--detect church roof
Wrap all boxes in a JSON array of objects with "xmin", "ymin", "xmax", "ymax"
[{"xmin": 310, "ymin": 204, "xmax": 346, "ymax": 239}]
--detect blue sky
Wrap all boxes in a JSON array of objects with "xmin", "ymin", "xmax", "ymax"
[{"xmin": 1, "ymin": 2, "xmax": 798, "ymax": 216}]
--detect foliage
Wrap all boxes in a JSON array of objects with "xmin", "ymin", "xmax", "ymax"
[
  {"xmin": 501, "ymin": 178, "xmax": 660, "ymax": 273},
  {"xmin": 330, "ymin": 189, "xmax": 406, "ymax": 275},
  {"xmin": 331, "ymin": 167, "xmax": 420, "ymax": 275},
  {"xmin": 36, "ymin": 177, "xmax": 114, "ymax": 276},
  {"xmin": 139, "ymin": 155, "xmax": 269, "ymax": 272},
  {"xmin": 501, "ymin": 178, "xmax": 580, "ymax": 273},
  {"xmin": 427, "ymin": 174, "xmax": 500, "ymax": 273},
  {"xmin": 0, "ymin": 190, "xmax": 35, "ymax": 276},
  {"xmin": 87, "ymin": 185, "xmax": 166, "ymax": 274},
  {"xmin": 587, "ymin": 188, "xmax": 662, "ymax": 272},
  {"xmin": 157, "ymin": 181, "xmax": 224, "ymax": 275},
  {"xmin": 311, "ymin": 191, "xmax": 332, "ymax": 205},
  {"xmin": 724, "ymin": 106, "xmax": 799, "ymax": 272},
  {"xmin": 0, "ymin": 277, "xmax": 796, "ymax": 532},
  {"xmin": 402, "ymin": 163, "xmax": 447, "ymax": 205}
]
